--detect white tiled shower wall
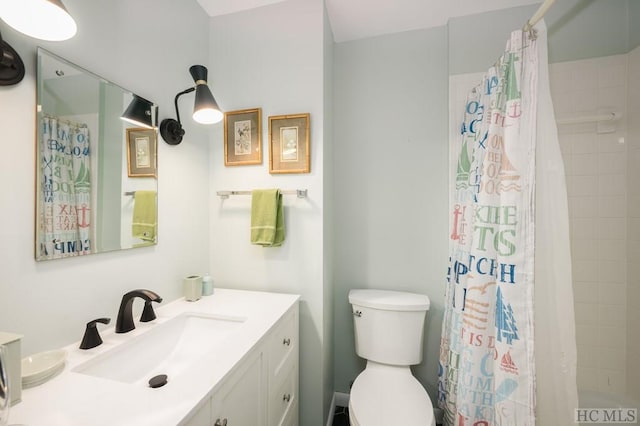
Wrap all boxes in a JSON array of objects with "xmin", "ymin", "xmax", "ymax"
[
  {"xmin": 549, "ymin": 53, "xmax": 630, "ymax": 395},
  {"xmin": 626, "ymin": 45, "xmax": 640, "ymax": 403}
]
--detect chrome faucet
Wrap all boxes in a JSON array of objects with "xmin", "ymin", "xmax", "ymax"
[{"xmin": 115, "ymin": 289, "xmax": 163, "ymax": 333}]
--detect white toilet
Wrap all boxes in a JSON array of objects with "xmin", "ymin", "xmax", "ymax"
[{"xmin": 348, "ymin": 289, "xmax": 435, "ymax": 426}]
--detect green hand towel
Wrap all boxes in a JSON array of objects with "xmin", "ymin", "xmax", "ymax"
[
  {"xmin": 132, "ymin": 190, "xmax": 157, "ymax": 242},
  {"xmin": 251, "ymin": 189, "xmax": 285, "ymax": 247}
]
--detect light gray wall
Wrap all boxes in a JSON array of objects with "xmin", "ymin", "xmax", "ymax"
[
  {"xmin": 207, "ymin": 0, "xmax": 330, "ymax": 424},
  {"xmin": 631, "ymin": 0, "xmax": 640, "ymax": 50},
  {"xmin": 0, "ymin": 0, "xmax": 211, "ymax": 356},
  {"xmin": 332, "ymin": 26, "xmax": 449, "ymax": 401},
  {"xmin": 449, "ymin": 0, "xmax": 631, "ymax": 75},
  {"xmin": 322, "ymin": 2, "xmax": 336, "ymax": 421}
]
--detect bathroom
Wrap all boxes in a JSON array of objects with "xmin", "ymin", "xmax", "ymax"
[{"xmin": 0, "ymin": 0, "xmax": 638, "ymax": 425}]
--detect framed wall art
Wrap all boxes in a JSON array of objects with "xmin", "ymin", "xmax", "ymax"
[
  {"xmin": 268, "ymin": 113, "xmax": 310, "ymax": 174},
  {"xmin": 224, "ymin": 108, "xmax": 262, "ymax": 166},
  {"xmin": 126, "ymin": 127, "xmax": 157, "ymax": 177}
]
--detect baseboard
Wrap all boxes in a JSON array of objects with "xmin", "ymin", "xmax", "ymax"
[
  {"xmin": 326, "ymin": 393, "xmax": 336, "ymax": 426},
  {"xmin": 327, "ymin": 392, "xmax": 350, "ymax": 426},
  {"xmin": 335, "ymin": 391, "xmax": 350, "ymax": 407}
]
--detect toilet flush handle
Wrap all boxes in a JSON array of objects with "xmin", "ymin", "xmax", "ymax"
[{"xmin": 353, "ymin": 310, "xmax": 362, "ymax": 317}]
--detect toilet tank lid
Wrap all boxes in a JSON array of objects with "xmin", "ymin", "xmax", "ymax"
[{"xmin": 349, "ymin": 289, "xmax": 430, "ymax": 311}]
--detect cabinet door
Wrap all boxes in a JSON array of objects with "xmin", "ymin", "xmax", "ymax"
[
  {"xmin": 181, "ymin": 400, "xmax": 211, "ymax": 426},
  {"xmin": 212, "ymin": 349, "xmax": 266, "ymax": 426}
]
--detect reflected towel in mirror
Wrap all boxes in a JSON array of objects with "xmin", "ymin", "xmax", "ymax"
[{"xmin": 132, "ymin": 190, "xmax": 157, "ymax": 242}]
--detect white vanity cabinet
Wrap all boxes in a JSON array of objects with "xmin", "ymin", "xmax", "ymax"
[{"xmin": 183, "ymin": 304, "xmax": 298, "ymax": 426}]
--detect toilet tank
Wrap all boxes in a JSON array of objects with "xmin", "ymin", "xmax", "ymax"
[{"xmin": 349, "ymin": 289, "xmax": 430, "ymax": 366}]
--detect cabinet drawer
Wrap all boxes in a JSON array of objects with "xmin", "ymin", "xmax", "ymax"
[
  {"xmin": 268, "ymin": 365, "xmax": 297, "ymax": 426},
  {"xmin": 268, "ymin": 308, "xmax": 297, "ymax": 381}
]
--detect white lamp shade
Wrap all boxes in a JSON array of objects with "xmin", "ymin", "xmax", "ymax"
[
  {"xmin": 0, "ymin": 0, "xmax": 77, "ymax": 41},
  {"xmin": 193, "ymin": 108, "xmax": 223, "ymax": 125}
]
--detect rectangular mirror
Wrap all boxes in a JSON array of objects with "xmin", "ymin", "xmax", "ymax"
[{"xmin": 35, "ymin": 48, "xmax": 158, "ymax": 261}]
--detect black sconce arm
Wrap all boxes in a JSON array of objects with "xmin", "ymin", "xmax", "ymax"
[
  {"xmin": 160, "ymin": 86, "xmax": 195, "ymax": 145},
  {"xmin": 173, "ymin": 87, "xmax": 195, "ymax": 125}
]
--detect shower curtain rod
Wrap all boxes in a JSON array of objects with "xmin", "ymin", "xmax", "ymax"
[{"xmin": 523, "ymin": 0, "xmax": 556, "ymax": 32}]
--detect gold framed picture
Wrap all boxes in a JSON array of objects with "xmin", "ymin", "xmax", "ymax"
[
  {"xmin": 126, "ymin": 127, "xmax": 157, "ymax": 177},
  {"xmin": 224, "ymin": 108, "xmax": 262, "ymax": 166},
  {"xmin": 268, "ymin": 113, "xmax": 310, "ymax": 174}
]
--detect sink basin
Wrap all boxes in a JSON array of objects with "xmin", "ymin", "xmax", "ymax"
[{"xmin": 72, "ymin": 312, "xmax": 246, "ymax": 384}]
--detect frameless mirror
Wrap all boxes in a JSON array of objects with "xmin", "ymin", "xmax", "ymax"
[{"xmin": 35, "ymin": 48, "xmax": 158, "ymax": 261}]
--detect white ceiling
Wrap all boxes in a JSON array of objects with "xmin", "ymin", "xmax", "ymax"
[{"xmin": 196, "ymin": 0, "xmax": 543, "ymax": 42}]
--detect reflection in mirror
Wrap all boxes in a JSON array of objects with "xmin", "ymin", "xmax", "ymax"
[{"xmin": 36, "ymin": 48, "xmax": 158, "ymax": 261}]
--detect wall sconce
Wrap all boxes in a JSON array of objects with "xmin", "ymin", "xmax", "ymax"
[
  {"xmin": 160, "ymin": 65, "xmax": 223, "ymax": 145},
  {"xmin": 0, "ymin": 30, "xmax": 24, "ymax": 85},
  {"xmin": 121, "ymin": 95, "xmax": 155, "ymax": 129},
  {"xmin": 0, "ymin": 0, "xmax": 77, "ymax": 41}
]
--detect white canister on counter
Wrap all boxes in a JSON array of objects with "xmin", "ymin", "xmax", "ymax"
[{"xmin": 183, "ymin": 275, "xmax": 202, "ymax": 301}]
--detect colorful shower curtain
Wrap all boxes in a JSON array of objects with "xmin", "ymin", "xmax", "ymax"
[
  {"xmin": 439, "ymin": 22, "xmax": 578, "ymax": 426},
  {"xmin": 439, "ymin": 28, "xmax": 539, "ymax": 425},
  {"xmin": 38, "ymin": 117, "xmax": 92, "ymax": 259}
]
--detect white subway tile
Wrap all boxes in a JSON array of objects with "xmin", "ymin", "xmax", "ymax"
[
  {"xmin": 576, "ymin": 302, "xmax": 598, "ymax": 326},
  {"xmin": 577, "ymin": 367, "xmax": 599, "ymax": 391},
  {"xmin": 571, "ymin": 61, "xmax": 597, "ymax": 92},
  {"xmin": 596, "ymin": 218, "xmax": 626, "ymax": 240},
  {"xmin": 598, "ymin": 152, "xmax": 627, "ymax": 175},
  {"xmin": 597, "ymin": 132, "xmax": 627, "ymax": 153},
  {"xmin": 629, "ymin": 195, "xmax": 640, "ymax": 219},
  {"xmin": 597, "ymin": 86, "xmax": 628, "ymax": 112},
  {"xmin": 596, "ymin": 239, "xmax": 626, "ymax": 260},
  {"xmin": 571, "ymin": 175, "xmax": 598, "ymax": 195},
  {"xmin": 577, "ymin": 325, "xmax": 599, "ymax": 347},
  {"xmin": 570, "ymin": 196, "xmax": 597, "ymax": 218},
  {"xmin": 604, "ymin": 283, "xmax": 628, "ymax": 305},
  {"xmin": 572, "ymin": 257, "xmax": 599, "ymax": 282},
  {"xmin": 598, "ymin": 325, "xmax": 626, "ymax": 349},
  {"xmin": 572, "ymin": 133, "xmax": 597, "ymax": 154},
  {"xmin": 597, "ymin": 62, "xmax": 627, "ymax": 89},
  {"xmin": 597, "ymin": 173, "xmax": 626, "ymax": 196},
  {"xmin": 598, "ymin": 304, "xmax": 627, "ymax": 326},
  {"xmin": 573, "ymin": 282, "xmax": 599, "ymax": 303},
  {"xmin": 597, "ymin": 369, "xmax": 626, "ymax": 394},
  {"xmin": 571, "ymin": 218, "xmax": 597, "ymax": 240},
  {"xmin": 577, "ymin": 344, "xmax": 599, "ymax": 368},
  {"xmin": 597, "ymin": 261, "xmax": 626, "ymax": 284},
  {"xmin": 573, "ymin": 90, "xmax": 597, "ymax": 113},
  {"xmin": 598, "ymin": 347, "xmax": 626, "ymax": 371},
  {"xmin": 597, "ymin": 195, "xmax": 626, "ymax": 218},
  {"xmin": 571, "ymin": 236, "xmax": 597, "ymax": 258}
]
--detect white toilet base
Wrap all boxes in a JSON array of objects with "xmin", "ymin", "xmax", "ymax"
[{"xmin": 348, "ymin": 362, "xmax": 435, "ymax": 426}]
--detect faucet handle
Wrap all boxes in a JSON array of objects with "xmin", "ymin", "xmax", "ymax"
[
  {"xmin": 140, "ymin": 300, "xmax": 160, "ymax": 323},
  {"xmin": 79, "ymin": 318, "xmax": 111, "ymax": 350}
]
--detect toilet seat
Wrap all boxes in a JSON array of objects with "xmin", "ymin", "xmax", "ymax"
[{"xmin": 349, "ymin": 363, "xmax": 435, "ymax": 426}]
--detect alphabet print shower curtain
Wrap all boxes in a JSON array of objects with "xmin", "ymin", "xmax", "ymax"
[
  {"xmin": 439, "ymin": 22, "xmax": 578, "ymax": 426},
  {"xmin": 38, "ymin": 117, "xmax": 92, "ymax": 259}
]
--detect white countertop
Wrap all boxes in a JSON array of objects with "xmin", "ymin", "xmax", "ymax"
[{"xmin": 9, "ymin": 288, "xmax": 300, "ymax": 426}]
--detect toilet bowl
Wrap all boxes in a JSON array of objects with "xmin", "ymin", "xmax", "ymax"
[
  {"xmin": 349, "ymin": 362, "xmax": 435, "ymax": 426},
  {"xmin": 348, "ymin": 289, "xmax": 435, "ymax": 426}
]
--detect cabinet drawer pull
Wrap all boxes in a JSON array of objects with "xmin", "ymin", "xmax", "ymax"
[
  {"xmin": 283, "ymin": 393, "xmax": 291, "ymax": 403},
  {"xmin": 283, "ymin": 338, "xmax": 291, "ymax": 346},
  {"xmin": 214, "ymin": 418, "xmax": 227, "ymax": 426}
]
